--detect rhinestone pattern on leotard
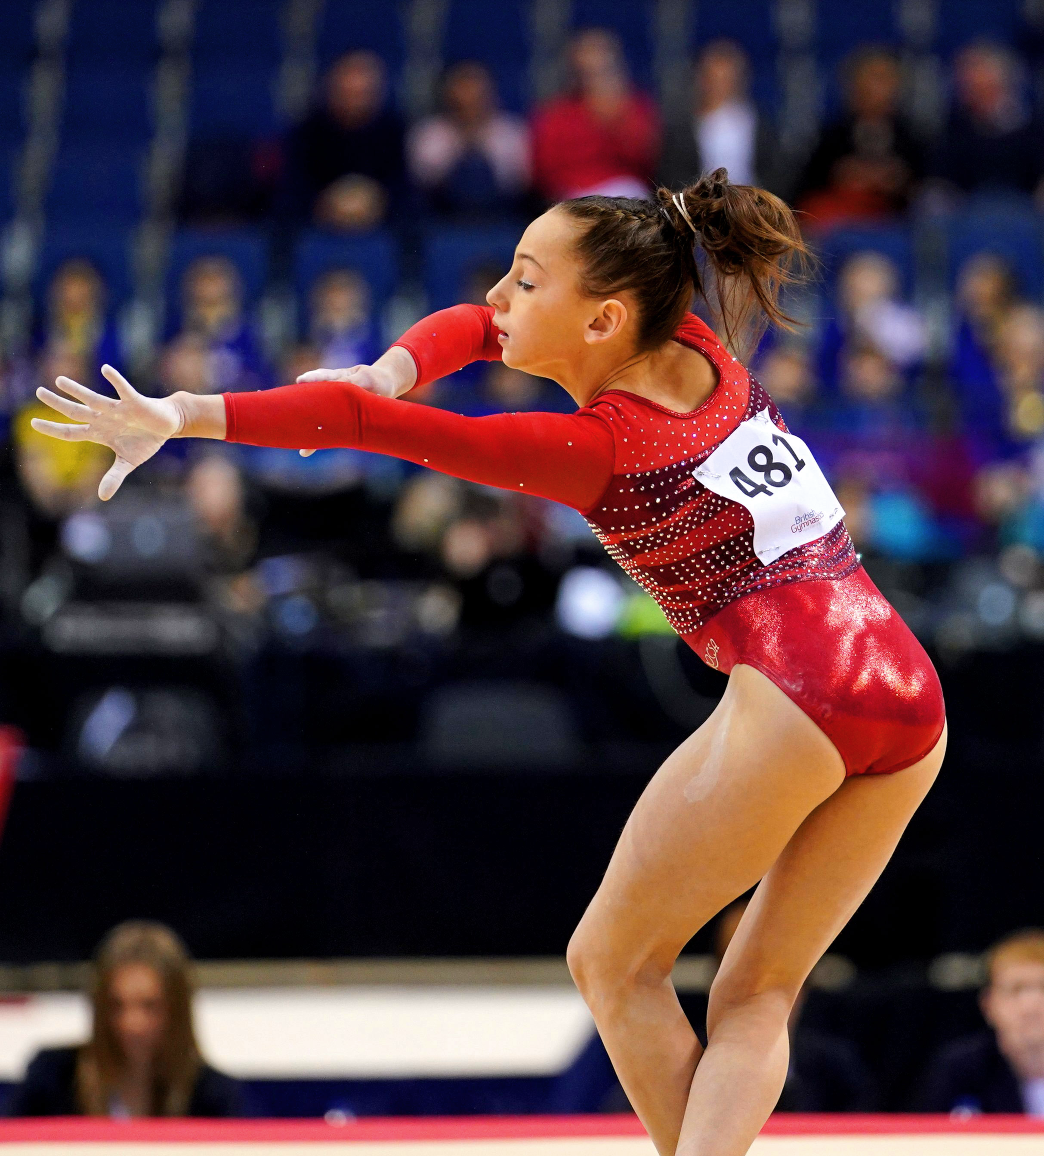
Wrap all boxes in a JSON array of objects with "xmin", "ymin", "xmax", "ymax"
[{"xmin": 579, "ymin": 316, "xmax": 859, "ymax": 636}]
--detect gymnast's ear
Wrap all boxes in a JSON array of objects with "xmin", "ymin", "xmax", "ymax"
[{"xmin": 584, "ymin": 297, "xmax": 628, "ymax": 345}]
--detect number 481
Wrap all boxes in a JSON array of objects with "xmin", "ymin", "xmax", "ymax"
[{"xmin": 729, "ymin": 434, "xmax": 806, "ymax": 499}]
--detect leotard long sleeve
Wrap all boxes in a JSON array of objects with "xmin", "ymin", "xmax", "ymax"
[{"xmin": 391, "ymin": 304, "xmax": 504, "ymax": 386}]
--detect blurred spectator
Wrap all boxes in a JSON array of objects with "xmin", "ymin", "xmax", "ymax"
[
  {"xmin": 962, "ymin": 304, "xmax": 1044, "ymax": 460},
  {"xmin": 37, "ymin": 260, "xmax": 121, "ymax": 377},
  {"xmin": 795, "ymin": 48, "xmax": 922, "ymax": 225},
  {"xmin": 308, "ymin": 269, "xmax": 379, "ymax": 369},
  {"xmin": 408, "ymin": 61, "xmax": 530, "ymax": 221},
  {"xmin": 531, "ymin": 28, "xmax": 660, "ymax": 201},
  {"xmin": 930, "ymin": 43, "xmax": 1044, "ymax": 203},
  {"xmin": 712, "ymin": 901, "xmax": 877, "ymax": 1111},
  {"xmin": 921, "ymin": 929, "xmax": 1044, "ymax": 1115},
  {"xmin": 176, "ymin": 257, "xmax": 270, "ymax": 392},
  {"xmin": 817, "ymin": 252, "xmax": 927, "ymax": 394},
  {"xmin": 6, "ymin": 922, "xmax": 241, "ymax": 1117},
  {"xmin": 659, "ymin": 41, "xmax": 777, "ymax": 191},
  {"xmin": 282, "ymin": 51, "xmax": 406, "ymax": 230},
  {"xmin": 185, "ymin": 452, "xmax": 258, "ymax": 577},
  {"xmin": 755, "ymin": 343, "xmax": 818, "ymax": 429},
  {"xmin": 950, "ymin": 253, "xmax": 1020, "ymax": 435}
]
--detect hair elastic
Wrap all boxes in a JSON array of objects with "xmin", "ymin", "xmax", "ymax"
[{"xmin": 672, "ymin": 192, "xmax": 698, "ymax": 235}]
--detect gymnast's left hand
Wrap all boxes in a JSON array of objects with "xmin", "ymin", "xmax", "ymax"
[{"xmin": 31, "ymin": 364, "xmax": 184, "ymax": 501}]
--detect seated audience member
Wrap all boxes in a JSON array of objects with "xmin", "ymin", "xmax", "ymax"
[
  {"xmin": 795, "ymin": 48, "xmax": 922, "ymax": 225},
  {"xmin": 755, "ymin": 343, "xmax": 818, "ymax": 430},
  {"xmin": 38, "ymin": 259, "xmax": 122, "ymax": 378},
  {"xmin": 930, "ymin": 43, "xmax": 1044, "ymax": 203},
  {"xmin": 712, "ymin": 901, "xmax": 877, "ymax": 1111},
  {"xmin": 176, "ymin": 257, "xmax": 270, "ymax": 393},
  {"xmin": 7, "ymin": 921, "xmax": 241, "ymax": 1117},
  {"xmin": 283, "ymin": 51, "xmax": 406, "ymax": 230},
  {"xmin": 659, "ymin": 41, "xmax": 777, "ymax": 192},
  {"xmin": 973, "ymin": 304, "xmax": 1044, "ymax": 459},
  {"xmin": 408, "ymin": 61, "xmax": 530, "ymax": 221},
  {"xmin": 309, "ymin": 269, "xmax": 379, "ymax": 369},
  {"xmin": 530, "ymin": 28, "xmax": 660, "ymax": 201},
  {"xmin": 921, "ymin": 929, "xmax": 1044, "ymax": 1115},
  {"xmin": 185, "ymin": 452, "xmax": 259, "ymax": 577},
  {"xmin": 950, "ymin": 253, "xmax": 1020, "ymax": 425},
  {"xmin": 817, "ymin": 251, "xmax": 926, "ymax": 395}
]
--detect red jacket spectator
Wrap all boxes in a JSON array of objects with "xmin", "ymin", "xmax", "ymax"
[{"xmin": 531, "ymin": 28, "xmax": 660, "ymax": 201}]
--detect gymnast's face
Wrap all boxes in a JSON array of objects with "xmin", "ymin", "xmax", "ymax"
[{"xmin": 486, "ymin": 209, "xmax": 634, "ymax": 390}]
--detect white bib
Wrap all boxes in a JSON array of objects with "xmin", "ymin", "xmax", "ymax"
[{"xmin": 693, "ymin": 408, "xmax": 844, "ymax": 565}]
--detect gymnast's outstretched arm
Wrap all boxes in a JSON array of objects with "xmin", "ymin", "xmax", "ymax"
[{"xmin": 30, "ymin": 361, "xmax": 614, "ymax": 513}]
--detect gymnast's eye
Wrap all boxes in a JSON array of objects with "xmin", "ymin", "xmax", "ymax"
[{"xmin": 516, "ymin": 279, "xmax": 535, "ymax": 291}]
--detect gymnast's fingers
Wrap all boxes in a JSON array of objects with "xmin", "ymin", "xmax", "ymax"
[
  {"xmin": 30, "ymin": 418, "xmax": 91, "ymax": 441},
  {"xmin": 54, "ymin": 375, "xmax": 113, "ymax": 409},
  {"xmin": 37, "ymin": 386, "xmax": 92, "ymax": 421}
]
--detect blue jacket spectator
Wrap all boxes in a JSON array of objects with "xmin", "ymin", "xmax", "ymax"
[{"xmin": 36, "ymin": 259, "xmax": 122, "ymax": 382}]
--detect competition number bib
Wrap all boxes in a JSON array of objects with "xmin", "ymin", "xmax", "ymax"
[{"xmin": 694, "ymin": 409, "xmax": 844, "ymax": 565}]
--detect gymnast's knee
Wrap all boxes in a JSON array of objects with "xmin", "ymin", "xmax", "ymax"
[
  {"xmin": 706, "ymin": 967, "xmax": 800, "ymax": 1037},
  {"xmin": 566, "ymin": 916, "xmax": 675, "ymax": 1014}
]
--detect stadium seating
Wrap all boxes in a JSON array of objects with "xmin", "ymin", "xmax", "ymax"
[
  {"xmin": 813, "ymin": 225, "xmax": 917, "ymax": 296},
  {"xmin": 44, "ymin": 143, "xmax": 146, "ymax": 225},
  {"xmin": 441, "ymin": 0, "xmax": 532, "ymax": 113},
  {"xmin": 423, "ymin": 226, "xmax": 519, "ymax": 313},
  {"xmin": 164, "ymin": 228, "xmax": 270, "ymax": 317},
  {"xmin": 293, "ymin": 229, "xmax": 400, "ymax": 323},
  {"xmin": 33, "ymin": 223, "xmax": 135, "ymax": 311},
  {"xmin": 315, "ymin": 1, "xmax": 407, "ymax": 80},
  {"xmin": 0, "ymin": 3, "xmax": 36, "ymax": 69},
  {"xmin": 945, "ymin": 209, "xmax": 1044, "ymax": 299},
  {"xmin": 64, "ymin": 0, "xmax": 161, "ymax": 69},
  {"xmin": 62, "ymin": 67, "xmax": 155, "ymax": 145}
]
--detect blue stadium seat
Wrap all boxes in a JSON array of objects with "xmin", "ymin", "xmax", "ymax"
[
  {"xmin": 933, "ymin": 0, "xmax": 1023, "ymax": 55},
  {"xmin": 946, "ymin": 211, "xmax": 1044, "ymax": 299},
  {"xmin": 571, "ymin": 0, "xmax": 656, "ymax": 93},
  {"xmin": 190, "ymin": 67, "xmax": 278, "ymax": 138},
  {"xmin": 0, "ymin": 148, "xmax": 17, "ymax": 223},
  {"xmin": 441, "ymin": 0, "xmax": 531, "ymax": 113},
  {"xmin": 0, "ymin": 4, "xmax": 36, "ymax": 67},
  {"xmin": 192, "ymin": 0, "xmax": 283, "ymax": 67},
  {"xmin": 294, "ymin": 230, "xmax": 400, "ymax": 317},
  {"xmin": 34, "ymin": 223, "xmax": 135, "ymax": 309},
  {"xmin": 813, "ymin": 225, "xmax": 916, "ymax": 296},
  {"xmin": 690, "ymin": 0, "xmax": 778, "ymax": 110},
  {"xmin": 423, "ymin": 225, "xmax": 518, "ymax": 312},
  {"xmin": 165, "ymin": 229, "xmax": 270, "ymax": 313},
  {"xmin": 62, "ymin": 67, "xmax": 155, "ymax": 144},
  {"xmin": 45, "ymin": 143, "xmax": 146, "ymax": 224},
  {"xmin": 65, "ymin": 0, "xmax": 161, "ymax": 68},
  {"xmin": 316, "ymin": 1, "xmax": 406, "ymax": 79},
  {"xmin": 0, "ymin": 74, "xmax": 27, "ymax": 144}
]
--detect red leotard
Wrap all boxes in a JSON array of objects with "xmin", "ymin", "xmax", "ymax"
[{"xmin": 223, "ymin": 305, "xmax": 944, "ymax": 776}]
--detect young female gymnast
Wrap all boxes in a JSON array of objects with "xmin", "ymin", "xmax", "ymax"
[{"xmin": 33, "ymin": 168, "xmax": 945, "ymax": 1156}]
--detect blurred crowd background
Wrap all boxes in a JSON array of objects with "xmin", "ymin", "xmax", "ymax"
[{"xmin": 2, "ymin": 0, "xmax": 1044, "ymax": 1124}]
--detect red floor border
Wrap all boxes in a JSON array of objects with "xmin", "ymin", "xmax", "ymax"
[{"xmin": 0, "ymin": 1114, "xmax": 1043, "ymax": 1143}]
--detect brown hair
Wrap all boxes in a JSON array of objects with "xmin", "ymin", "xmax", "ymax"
[
  {"xmin": 76, "ymin": 921, "xmax": 202, "ymax": 1117},
  {"xmin": 986, "ymin": 928, "xmax": 1044, "ymax": 985},
  {"xmin": 557, "ymin": 167, "xmax": 810, "ymax": 353}
]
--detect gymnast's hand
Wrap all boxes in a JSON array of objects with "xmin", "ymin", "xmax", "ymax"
[
  {"xmin": 31, "ymin": 364, "xmax": 184, "ymax": 501},
  {"xmin": 294, "ymin": 349, "xmax": 417, "ymax": 454}
]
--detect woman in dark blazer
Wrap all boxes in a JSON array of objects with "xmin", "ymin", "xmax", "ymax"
[{"xmin": 7, "ymin": 922, "xmax": 241, "ymax": 1117}]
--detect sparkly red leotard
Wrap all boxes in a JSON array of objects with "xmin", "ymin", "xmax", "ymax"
[{"xmin": 223, "ymin": 306, "xmax": 944, "ymax": 776}]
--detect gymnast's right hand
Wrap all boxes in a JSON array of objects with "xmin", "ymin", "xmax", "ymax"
[{"xmin": 31, "ymin": 363, "xmax": 184, "ymax": 501}]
